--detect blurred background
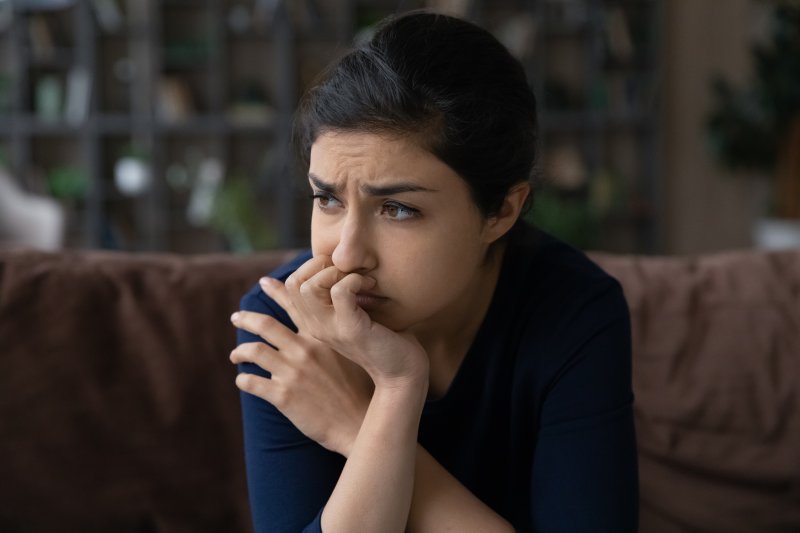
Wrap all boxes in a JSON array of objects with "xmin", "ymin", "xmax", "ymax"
[{"xmin": 0, "ymin": 0, "xmax": 797, "ymax": 255}]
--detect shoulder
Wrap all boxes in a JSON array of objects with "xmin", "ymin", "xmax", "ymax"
[
  {"xmin": 499, "ymin": 223, "xmax": 633, "ymax": 416},
  {"xmin": 238, "ymin": 249, "xmax": 313, "ymax": 328},
  {"xmin": 503, "ymin": 220, "xmax": 628, "ymax": 321},
  {"xmin": 498, "ymin": 222, "xmax": 631, "ymax": 377}
]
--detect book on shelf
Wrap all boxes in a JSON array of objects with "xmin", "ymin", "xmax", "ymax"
[
  {"xmin": 157, "ymin": 77, "xmax": 194, "ymax": 123},
  {"xmin": 28, "ymin": 15, "xmax": 55, "ymax": 58},
  {"xmin": 91, "ymin": 0, "xmax": 124, "ymax": 34},
  {"xmin": 64, "ymin": 66, "xmax": 91, "ymax": 124}
]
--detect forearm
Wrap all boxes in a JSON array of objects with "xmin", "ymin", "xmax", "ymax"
[
  {"xmin": 407, "ymin": 445, "xmax": 515, "ymax": 533},
  {"xmin": 322, "ymin": 381, "xmax": 427, "ymax": 533}
]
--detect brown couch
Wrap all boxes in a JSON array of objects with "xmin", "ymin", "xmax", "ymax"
[{"xmin": 1, "ymin": 246, "xmax": 798, "ymax": 532}]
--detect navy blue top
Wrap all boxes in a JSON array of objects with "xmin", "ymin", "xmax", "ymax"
[{"xmin": 235, "ymin": 221, "xmax": 639, "ymax": 532}]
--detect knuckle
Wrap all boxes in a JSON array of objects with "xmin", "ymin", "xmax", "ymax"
[
  {"xmin": 285, "ymin": 274, "xmax": 300, "ymax": 291},
  {"xmin": 295, "ymin": 345, "xmax": 314, "ymax": 364},
  {"xmin": 329, "ymin": 283, "xmax": 348, "ymax": 299},
  {"xmin": 273, "ymin": 385, "xmax": 292, "ymax": 407},
  {"xmin": 236, "ymin": 372, "xmax": 252, "ymax": 389},
  {"xmin": 299, "ymin": 279, "xmax": 314, "ymax": 297},
  {"xmin": 283, "ymin": 365, "xmax": 302, "ymax": 384},
  {"xmin": 255, "ymin": 314, "xmax": 276, "ymax": 332}
]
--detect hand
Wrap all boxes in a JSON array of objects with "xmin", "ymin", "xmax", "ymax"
[
  {"xmin": 230, "ymin": 311, "xmax": 373, "ymax": 457},
  {"xmin": 271, "ymin": 255, "xmax": 429, "ymax": 388}
]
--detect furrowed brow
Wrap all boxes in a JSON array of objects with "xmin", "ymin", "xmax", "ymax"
[
  {"xmin": 308, "ymin": 173, "xmax": 340, "ymax": 194},
  {"xmin": 308, "ymin": 172, "xmax": 438, "ymax": 196},
  {"xmin": 362, "ymin": 183, "xmax": 438, "ymax": 196}
]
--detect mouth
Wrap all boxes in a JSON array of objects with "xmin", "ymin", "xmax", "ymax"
[{"xmin": 355, "ymin": 292, "xmax": 389, "ymax": 310}]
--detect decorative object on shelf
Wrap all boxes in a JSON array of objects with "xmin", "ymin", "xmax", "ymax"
[
  {"xmin": 0, "ymin": 0, "xmax": 12, "ymax": 33},
  {"xmin": 210, "ymin": 174, "xmax": 277, "ymax": 253},
  {"xmin": 46, "ymin": 164, "xmax": 87, "ymax": 199},
  {"xmin": 492, "ymin": 13, "xmax": 538, "ymax": 61},
  {"xmin": 425, "ymin": 0, "xmax": 469, "ymax": 18},
  {"xmin": 545, "ymin": 143, "xmax": 588, "ymax": 191},
  {"xmin": 113, "ymin": 144, "xmax": 151, "ymax": 197},
  {"xmin": 157, "ymin": 76, "xmax": 194, "ymax": 122},
  {"xmin": 228, "ymin": 3, "xmax": 253, "ymax": 35},
  {"xmin": 114, "ymin": 156, "xmax": 151, "ymax": 197},
  {"xmin": 90, "ymin": 0, "xmax": 123, "ymax": 34},
  {"xmin": 166, "ymin": 162, "xmax": 190, "ymax": 192},
  {"xmin": 543, "ymin": 0, "xmax": 588, "ymax": 31},
  {"xmin": 187, "ymin": 156, "xmax": 224, "ymax": 226},
  {"xmin": 604, "ymin": 6, "xmax": 634, "ymax": 64},
  {"xmin": 527, "ymin": 189, "xmax": 597, "ymax": 251},
  {"xmin": 228, "ymin": 79, "xmax": 274, "ymax": 126},
  {"xmin": 1, "ymin": 166, "xmax": 64, "ymax": 250},
  {"xmin": 163, "ymin": 37, "xmax": 212, "ymax": 66},
  {"xmin": 34, "ymin": 74, "xmax": 62, "ymax": 121},
  {"xmin": 15, "ymin": 0, "xmax": 74, "ymax": 10},
  {"xmin": 27, "ymin": 15, "xmax": 55, "ymax": 58},
  {"xmin": 64, "ymin": 66, "xmax": 91, "ymax": 124},
  {"xmin": 0, "ymin": 73, "xmax": 12, "ymax": 114},
  {"xmin": 707, "ymin": 4, "xmax": 800, "ymax": 248}
]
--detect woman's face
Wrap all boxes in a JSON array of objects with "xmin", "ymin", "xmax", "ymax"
[{"xmin": 308, "ymin": 131, "xmax": 499, "ymax": 333}]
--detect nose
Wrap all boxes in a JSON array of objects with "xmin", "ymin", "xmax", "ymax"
[{"xmin": 331, "ymin": 212, "xmax": 377, "ymax": 274}]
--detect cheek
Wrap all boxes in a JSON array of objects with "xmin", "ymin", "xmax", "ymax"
[{"xmin": 310, "ymin": 212, "xmax": 337, "ymax": 257}]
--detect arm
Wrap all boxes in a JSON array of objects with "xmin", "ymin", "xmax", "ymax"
[
  {"xmin": 530, "ymin": 284, "xmax": 639, "ymax": 532},
  {"xmin": 406, "ymin": 445, "xmax": 516, "ymax": 532},
  {"xmin": 321, "ymin": 379, "xmax": 428, "ymax": 532},
  {"xmin": 238, "ymin": 272, "xmax": 516, "ymax": 532},
  {"xmin": 236, "ymin": 288, "xmax": 344, "ymax": 532}
]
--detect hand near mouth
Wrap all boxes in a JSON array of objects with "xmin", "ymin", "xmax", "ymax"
[{"xmin": 260, "ymin": 255, "xmax": 429, "ymax": 387}]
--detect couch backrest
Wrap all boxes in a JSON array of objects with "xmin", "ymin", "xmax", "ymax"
[
  {"xmin": 1, "ymin": 247, "xmax": 799, "ymax": 532},
  {"xmin": 593, "ymin": 249, "xmax": 800, "ymax": 533},
  {"xmin": 0, "ymin": 249, "xmax": 295, "ymax": 532}
]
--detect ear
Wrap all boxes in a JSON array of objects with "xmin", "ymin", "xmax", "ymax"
[{"xmin": 483, "ymin": 182, "xmax": 531, "ymax": 244}]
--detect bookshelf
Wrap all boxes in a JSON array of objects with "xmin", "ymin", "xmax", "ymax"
[
  {"xmin": 532, "ymin": 0, "xmax": 663, "ymax": 253},
  {"xmin": 0, "ymin": 0, "xmax": 662, "ymax": 254},
  {"xmin": 1, "ymin": 0, "xmax": 293, "ymax": 253}
]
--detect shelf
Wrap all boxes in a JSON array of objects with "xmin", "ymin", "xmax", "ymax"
[
  {"xmin": 1, "ymin": 1, "xmax": 662, "ymax": 254},
  {"xmin": 540, "ymin": 110, "xmax": 652, "ymax": 132},
  {"xmin": 25, "ymin": 47, "xmax": 75, "ymax": 69},
  {"xmin": 0, "ymin": 114, "xmax": 275, "ymax": 136}
]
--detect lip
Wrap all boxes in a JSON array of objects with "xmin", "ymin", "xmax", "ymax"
[{"xmin": 355, "ymin": 293, "xmax": 389, "ymax": 310}]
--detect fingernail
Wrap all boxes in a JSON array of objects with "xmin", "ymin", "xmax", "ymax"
[
  {"xmin": 259, "ymin": 277, "xmax": 274, "ymax": 287},
  {"xmin": 230, "ymin": 312, "xmax": 240, "ymax": 323}
]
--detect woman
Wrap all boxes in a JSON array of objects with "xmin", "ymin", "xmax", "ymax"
[{"xmin": 230, "ymin": 11, "xmax": 638, "ymax": 533}]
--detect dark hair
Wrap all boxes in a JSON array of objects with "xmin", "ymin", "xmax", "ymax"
[{"xmin": 294, "ymin": 10, "xmax": 538, "ymax": 218}]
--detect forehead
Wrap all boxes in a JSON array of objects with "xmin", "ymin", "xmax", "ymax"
[{"xmin": 309, "ymin": 131, "xmax": 460, "ymax": 188}]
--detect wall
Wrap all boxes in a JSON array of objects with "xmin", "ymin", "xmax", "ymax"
[{"xmin": 663, "ymin": 0, "xmax": 768, "ymax": 254}]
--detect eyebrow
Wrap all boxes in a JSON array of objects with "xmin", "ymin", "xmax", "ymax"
[{"xmin": 308, "ymin": 173, "xmax": 438, "ymax": 196}]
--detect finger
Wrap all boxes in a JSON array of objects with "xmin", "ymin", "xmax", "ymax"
[
  {"xmin": 330, "ymin": 273, "xmax": 373, "ymax": 333},
  {"xmin": 282, "ymin": 256, "xmax": 334, "ymax": 330},
  {"xmin": 230, "ymin": 341, "xmax": 287, "ymax": 374},
  {"xmin": 235, "ymin": 372, "xmax": 281, "ymax": 405},
  {"xmin": 259, "ymin": 277, "xmax": 303, "ymax": 326},
  {"xmin": 231, "ymin": 310, "xmax": 295, "ymax": 349},
  {"xmin": 299, "ymin": 265, "xmax": 347, "ymax": 306},
  {"xmin": 284, "ymin": 255, "xmax": 333, "ymax": 293}
]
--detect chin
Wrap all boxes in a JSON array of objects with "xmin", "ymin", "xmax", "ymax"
[{"xmin": 366, "ymin": 309, "xmax": 414, "ymax": 332}]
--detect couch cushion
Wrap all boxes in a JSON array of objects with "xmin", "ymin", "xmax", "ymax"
[
  {"xmin": 0, "ymin": 249, "xmax": 295, "ymax": 533},
  {"xmin": 592, "ymin": 248, "xmax": 800, "ymax": 533}
]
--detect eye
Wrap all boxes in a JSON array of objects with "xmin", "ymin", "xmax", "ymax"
[
  {"xmin": 310, "ymin": 192, "xmax": 342, "ymax": 211},
  {"xmin": 381, "ymin": 202, "xmax": 419, "ymax": 221}
]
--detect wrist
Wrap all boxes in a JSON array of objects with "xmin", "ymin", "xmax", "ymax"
[{"xmin": 372, "ymin": 374, "xmax": 429, "ymax": 412}]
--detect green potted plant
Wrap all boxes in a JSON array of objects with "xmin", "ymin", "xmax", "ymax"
[{"xmin": 706, "ymin": 4, "xmax": 800, "ymax": 248}]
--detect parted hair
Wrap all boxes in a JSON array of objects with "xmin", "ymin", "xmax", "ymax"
[{"xmin": 294, "ymin": 10, "xmax": 539, "ymax": 218}]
